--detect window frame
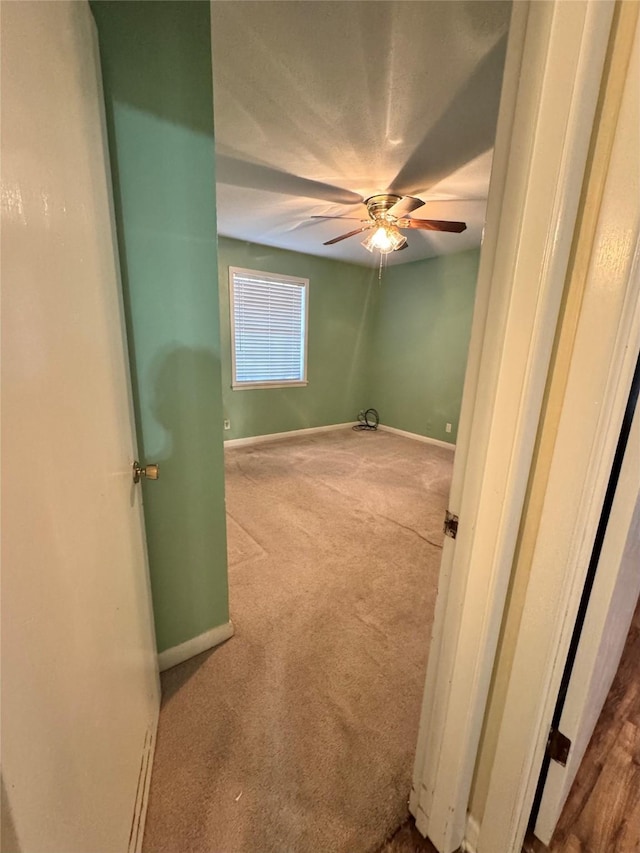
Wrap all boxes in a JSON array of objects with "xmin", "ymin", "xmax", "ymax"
[{"xmin": 228, "ymin": 266, "xmax": 309, "ymax": 391}]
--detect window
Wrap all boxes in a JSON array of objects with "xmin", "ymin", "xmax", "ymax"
[{"xmin": 229, "ymin": 267, "xmax": 309, "ymax": 389}]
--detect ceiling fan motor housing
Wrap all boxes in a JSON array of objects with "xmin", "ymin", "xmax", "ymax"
[{"xmin": 365, "ymin": 194, "xmax": 402, "ymax": 221}]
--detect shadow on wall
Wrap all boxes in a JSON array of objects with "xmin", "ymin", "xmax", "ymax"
[
  {"xmin": 141, "ymin": 345, "xmax": 229, "ymax": 649},
  {"xmin": 91, "ymin": 1, "xmax": 214, "ymax": 135},
  {"xmin": 1, "ymin": 776, "xmax": 21, "ymax": 853},
  {"xmin": 149, "ymin": 346, "xmax": 222, "ymax": 459},
  {"xmin": 90, "ymin": 0, "xmax": 231, "ymax": 653}
]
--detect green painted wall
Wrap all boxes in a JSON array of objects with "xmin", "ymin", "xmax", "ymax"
[
  {"xmin": 92, "ymin": 1, "xmax": 477, "ymax": 651},
  {"xmin": 367, "ymin": 249, "xmax": 479, "ymax": 444},
  {"xmin": 218, "ymin": 237, "xmax": 377, "ymax": 440},
  {"xmin": 91, "ymin": 1, "xmax": 229, "ymax": 653}
]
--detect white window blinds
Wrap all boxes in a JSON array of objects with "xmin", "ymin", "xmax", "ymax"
[{"xmin": 229, "ymin": 267, "xmax": 308, "ymax": 388}]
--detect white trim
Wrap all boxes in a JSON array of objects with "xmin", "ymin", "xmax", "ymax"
[
  {"xmin": 128, "ymin": 717, "xmax": 158, "ymax": 853},
  {"xmin": 228, "ymin": 265, "xmax": 309, "ymax": 389},
  {"xmin": 223, "ymin": 422, "xmax": 354, "ymax": 448},
  {"xmin": 377, "ymin": 423, "xmax": 456, "ymax": 450},
  {"xmin": 479, "ymin": 11, "xmax": 640, "ymax": 850},
  {"xmin": 224, "ymin": 422, "xmax": 456, "ymax": 450},
  {"xmin": 410, "ymin": 3, "xmax": 531, "ymax": 829},
  {"xmin": 410, "ymin": 2, "xmax": 614, "ymax": 852},
  {"xmin": 157, "ymin": 621, "xmax": 235, "ymax": 672},
  {"xmin": 462, "ymin": 814, "xmax": 480, "ymax": 853},
  {"xmin": 231, "ymin": 380, "xmax": 308, "ymax": 391}
]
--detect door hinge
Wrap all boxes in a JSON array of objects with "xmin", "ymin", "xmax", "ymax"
[
  {"xmin": 443, "ymin": 510, "xmax": 459, "ymax": 539},
  {"xmin": 547, "ymin": 726, "xmax": 571, "ymax": 766}
]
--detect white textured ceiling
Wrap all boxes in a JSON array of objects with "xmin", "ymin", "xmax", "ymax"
[{"xmin": 211, "ymin": 1, "xmax": 511, "ymax": 267}]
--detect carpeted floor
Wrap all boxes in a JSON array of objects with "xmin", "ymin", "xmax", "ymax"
[{"xmin": 143, "ymin": 428, "xmax": 453, "ymax": 853}]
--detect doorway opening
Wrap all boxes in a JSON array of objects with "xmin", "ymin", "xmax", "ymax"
[{"xmin": 143, "ymin": 2, "xmax": 512, "ymax": 852}]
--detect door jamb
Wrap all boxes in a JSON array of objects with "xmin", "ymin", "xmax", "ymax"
[
  {"xmin": 478, "ymin": 9, "xmax": 640, "ymax": 851},
  {"xmin": 410, "ymin": 3, "xmax": 615, "ymax": 851}
]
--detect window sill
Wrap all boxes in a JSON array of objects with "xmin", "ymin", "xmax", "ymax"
[{"xmin": 231, "ymin": 381, "xmax": 308, "ymax": 391}]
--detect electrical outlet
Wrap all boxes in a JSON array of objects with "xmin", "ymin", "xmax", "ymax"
[
  {"xmin": 223, "ymin": 419, "xmax": 231, "ymax": 430},
  {"xmin": 445, "ymin": 422, "xmax": 452, "ymax": 433}
]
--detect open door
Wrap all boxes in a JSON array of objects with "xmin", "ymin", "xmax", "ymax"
[
  {"xmin": 533, "ymin": 360, "xmax": 640, "ymax": 844},
  {"xmin": 409, "ymin": 3, "xmax": 617, "ymax": 850},
  {"xmin": 2, "ymin": 3, "xmax": 160, "ymax": 851}
]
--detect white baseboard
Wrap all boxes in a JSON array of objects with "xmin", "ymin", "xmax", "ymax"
[
  {"xmin": 378, "ymin": 423, "xmax": 456, "ymax": 450},
  {"xmin": 224, "ymin": 421, "xmax": 457, "ymax": 450},
  {"xmin": 157, "ymin": 620, "xmax": 234, "ymax": 672},
  {"xmin": 462, "ymin": 813, "xmax": 480, "ymax": 853},
  {"xmin": 224, "ymin": 422, "xmax": 354, "ymax": 448}
]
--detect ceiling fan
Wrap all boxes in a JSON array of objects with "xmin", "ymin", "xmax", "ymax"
[{"xmin": 313, "ymin": 194, "xmax": 467, "ymax": 254}]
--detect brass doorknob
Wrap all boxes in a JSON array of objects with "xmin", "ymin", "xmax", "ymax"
[{"xmin": 133, "ymin": 461, "xmax": 159, "ymax": 484}]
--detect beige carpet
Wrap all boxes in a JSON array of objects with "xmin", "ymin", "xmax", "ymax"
[{"xmin": 143, "ymin": 428, "xmax": 453, "ymax": 853}]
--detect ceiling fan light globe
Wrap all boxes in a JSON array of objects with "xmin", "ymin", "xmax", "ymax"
[
  {"xmin": 362, "ymin": 234, "xmax": 394, "ymax": 254},
  {"xmin": 362, "ymin": 224, "xmax": 406, "ymax": 254},
  {"xmin": 371, "ymin": 225, "xmax": 394, "ymax": 251},
  {"xmin": 385, "ymin": 227, "xmax": 407, "ymax": 252}
]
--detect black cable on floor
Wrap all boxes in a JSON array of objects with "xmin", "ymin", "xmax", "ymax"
[{"xmin": 353, "ymin": 408, "xmax": 379, "ymax": 431}]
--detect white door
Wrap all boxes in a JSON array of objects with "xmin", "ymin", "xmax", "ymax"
[
  {"xmin": 1, "ymin": 3, "xmax": 160, "ymax": 852},
  {"xmin": 534, "ymin": 386, "xmax": 640, "ymax": 843}
]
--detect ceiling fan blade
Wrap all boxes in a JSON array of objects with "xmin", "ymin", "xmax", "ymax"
[
  {"xmin": 386, "ymin": 196, "xmax": 426, "ymax": 219},
  {"xmin": 324, "ymin": 225, "xmax": 373, "ymax": 246},
  {"xmin": 402, "ymin": 218, "xmax": 467, "ymax": 233}
]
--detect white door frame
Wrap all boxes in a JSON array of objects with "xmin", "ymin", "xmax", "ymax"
[
  {"xmin": 410, "ymin": 2, "xmax": 615, "ymax": 851},
  {"xmin": 479, "ymin": 9, "xmax": 640, "ymax": 853}
]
